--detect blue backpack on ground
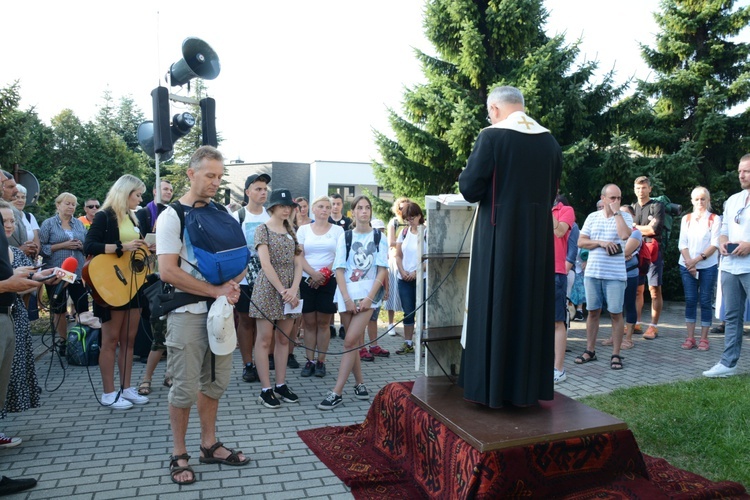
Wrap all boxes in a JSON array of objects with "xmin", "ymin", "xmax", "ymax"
[
  {"xmin": 171, "ymin": 200, "xmax": 250, "ymax": 285},
  {"xmin": 67, "ymin": 325, "xmax": 101, "ymax": 366}
]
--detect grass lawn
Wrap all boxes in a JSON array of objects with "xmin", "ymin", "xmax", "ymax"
[{"xmin": 581, "ymin": 375, "xmax": 750, "ymax": 487}]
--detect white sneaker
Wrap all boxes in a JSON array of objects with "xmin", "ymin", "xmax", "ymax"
[
  {"xmin": 553, "ymin": 368, "xmax": 567, "ymax": 384},
  {"xmin": 702, "ymin": 363, "xmax": 737, "ymax": 378},
  {"xmin": 101, "ymin": 391, "xmax": 133, "ymax": 410},
  {"xmin": 121, "ymin": 387, "xmax": 149, "ymax": 405},
  {"xmin": 387, "ymin": 323, "xmax": 396, "ymax": 336}
]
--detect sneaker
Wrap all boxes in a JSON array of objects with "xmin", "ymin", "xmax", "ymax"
[
  {"xmin": 330, "ymin": 325, "xmax": 336, "ymax": 338},
  {"xmin": 314, "ymin": 361, "xmax": 326, "ymax": 377},
  {"xmin": 553, "ymin": 368, "xmax": 567, "ymax": 384},
  {"xmin": 338, "ymin": 326, "xmax": 346, "ymax": 339},
  {"xmin": 258, "ymin": 389, "xmax": 281, "ymax": 409},
  {"xmin": 274, "ymin": 384, "xmax": 299, "ymax": 403},
  {"xmin": 387, "ymin": 323, "xmax": 397, "ymax": 336},
  {"xmin": 396, "ymin": 342, "xmax": 414, "ymax": 355},
  {"xmin": 301, "ymin": 360, "xmax": 315, "ymax": 377},
  {"xmin": 57, "ymin": 339, "xmax": 67, "ymax": 357},
  {"xmin": 122, "ymin": 387, "xmax": 150, "ymax": 405},
  {"xmin": 101, "ymin": 391, "xmax": 133, "ymax": 410},
  {"xmin": 353, "ymin": 383, "xmax": 370, "ymax": 400},
  {"xmin": 287, "ymin": 353, "xmax": 300, "ymax": 369},
  {"xmin": 317, "ymin": 391, "xmax": 343, "ymax": 410},
  {"xmin": 573, "ymin": 311, "xmax": 584, "ymax": 322},
  {"xmin": 242, "ymin": 363, "xmax": 258, "ymax": 382},
  {"xmin": 359, "ymin": 347, "xmax": 374, "ymax": 361},
  {"xmin": 643, "ymin": 325, "xmax": 659, "ymax": 340},
  {"xmin": 703, "ymin": 363, "xmax": 737, "ymax": 378},
  {"xmin": 268, "ymin": 353, "xmax": 275, "ymax": 371},
  {"xmin": 0, "ymin": 433, "xmax": 22, "ymax": 448},
  {"xmin": 369, "ymin": 345, "xmax": 390, "ymax": 357}
]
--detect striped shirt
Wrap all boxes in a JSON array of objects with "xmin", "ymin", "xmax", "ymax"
[{"xmin": 580, "ymin": 210, "xmax": 633, "ymax": 281}]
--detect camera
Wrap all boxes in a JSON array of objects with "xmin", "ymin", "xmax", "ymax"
[{"xmin": 665, "ymin": 203, "xmax": 682, "ymax": 216}]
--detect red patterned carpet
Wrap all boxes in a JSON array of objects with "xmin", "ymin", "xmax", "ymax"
[{"xmin": 298, "ymin": 382, "xmax": 747, "ymax": 499}]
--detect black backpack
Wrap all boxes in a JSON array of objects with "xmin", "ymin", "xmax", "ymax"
[{"xmin": 67, "ymin": 325, "xmax": 101, "ymax": 366}]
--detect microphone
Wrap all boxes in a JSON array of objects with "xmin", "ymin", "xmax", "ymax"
[{"xmin": 52, "ymin": 256, "xmax": 79, "ymax": 302}]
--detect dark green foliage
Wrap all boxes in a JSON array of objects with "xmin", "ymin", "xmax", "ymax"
[{"xmin": 373, "ymin": 0, "xmax": 628, "ymax": 221}]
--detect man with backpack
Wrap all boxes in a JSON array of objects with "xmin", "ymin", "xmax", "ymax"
[
  {"xmin": 156, "ymin": 146, "xmax": 250, "ymax": 485},
  {"xmin": 633, "ymin": 176, "xmax": 666, "ymax": 339},
  {"xmin": 233, "ymin": 173, "xmax": 271, "ymax": 383}
]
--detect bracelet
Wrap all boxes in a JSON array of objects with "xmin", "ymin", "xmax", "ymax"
[
  {"xmin": 115, "ymin": 242, "xmax": 123, "ymax": 258},
  {"xmin": 344, "ymin": 298, "xmax": 353, "ymax": 303},
  {"xmin": 367, "ymin": 295, "xmax": 376, "ymax": 301},
  {"xmin": 27, "ymin": 272, "xmax": 34, "ymax": 280}
]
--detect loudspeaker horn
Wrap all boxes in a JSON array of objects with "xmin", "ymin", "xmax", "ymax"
[
  {"xmin": 169, "ymin": 37, "xmax": 221, "ymax": 87},
  {"xmin": 137, "ymin": 121, "xmax": 173, "ymax": 161},
  {"xmin": 16, "ymin": 169, "xmax": 40, "ymax": 206}
]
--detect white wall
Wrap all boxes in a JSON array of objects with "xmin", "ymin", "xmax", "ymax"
[{"xmin": 310, "ymin": 160, "xmax": 379, "ymax": 201}]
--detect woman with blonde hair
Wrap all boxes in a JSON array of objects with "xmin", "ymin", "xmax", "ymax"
[
  {"xmin": 84, "ymin": 174, "xmax": 149, "ymax": 410},
  {"xmin": 39, "ymin": 192, "xmax": 89, "ymax": 347}
]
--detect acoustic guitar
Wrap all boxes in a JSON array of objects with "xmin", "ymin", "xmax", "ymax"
[{"xmin": 82, "ymin": 247, "xmax": 156, "ymax": 307}]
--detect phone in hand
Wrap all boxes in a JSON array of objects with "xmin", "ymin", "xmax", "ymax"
[
  {"xmin": 33, "ymin": 273, "xmax": 56, "ymax": 282},
  {"xmin": 727, "ymin": 243, "xmax": 739, "ymax": 253},
  {"xmin": 607, "ymin": 244, "xmax": 624, "ymax": 256}
]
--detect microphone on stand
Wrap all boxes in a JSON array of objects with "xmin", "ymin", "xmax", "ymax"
[{"xmin": 52, "ymin": 256, "xmax": 79, "ymax": 302}]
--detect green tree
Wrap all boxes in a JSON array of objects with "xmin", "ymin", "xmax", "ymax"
[
  {"xmin": 625, "ymin": 0, "xmax": 750, "ymax": 210},
  {"xmin": 372, "ymin": 0, "xmax": 629, "ymax": 217}
]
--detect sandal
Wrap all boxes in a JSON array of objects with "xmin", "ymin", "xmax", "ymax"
[
  {"xmin": 709, "ymin": 324, "xmax": 725, "ymax": 334},
  {"xmin": 681, "ymin": 338, "xmax": 697, "ymax": 350},
  {"xmin": 698, "ymin": 338, "xmax": 710, "ymax": 351},
  {"xmin": 574, "ymin": 350, "xmax": 597, "ymax": 364},
  {"xmin": 169, "ymin": 453, "xmax": 196, "ymax": 485},
  {"xmin": 199, "ymin": 441, "xmax": 251, "ymax": 466},
  {"xmin": 621, "ymin": 339, "xmax": 634, "ymax": 350},
  {"xmin": 163, "ymin": 375, "xmax": 172, "ymax": 388},
  {"xmin": 138, "ymin": 379, "xmax": 152, "ymax": 396},
  {"xmin": 600, "ymin": 337, "xmax": 614, "ymax": 346},
  {"xmin": 610, "ymin": 354, "xmax": 624, "ymax": 370}
]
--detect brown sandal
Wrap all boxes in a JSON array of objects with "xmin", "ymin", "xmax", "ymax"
[
  {"xmin": 169, "ymin": 453, "xmax": 196, "ymax": 485},
  {"xmin": 199, "ymin": 441, "xmax": 251, "ymax": 466},
  {"xmin": 138, "ymin": 379, "xmax": 152, "ymax": 396}
]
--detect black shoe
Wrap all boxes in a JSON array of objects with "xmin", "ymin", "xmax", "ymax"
[
  {"xmin": 338, "ymin": 326, "xmax": 345, "ymax": 339},
  {"xmin": 0, "ymin": 476, "xmax": 37, "ymax": 495},
  {"xmin": 573, "ymin": 311, "xmax": 584, "ymax": 321},
  {"xmin": 301, "ymin": 360, "xmax": 315, "ymax": 377},
  {"xmin": 314, "ymin": 361, "xmax": 326, "ymax": 377},
  {"xmin": 57, "ymin": 339, "xmax": 66, "ymax": 357},
  {"xmin": 354, "ymin": 383, "xmax": 370, "ymax": 400},
  {"xmin": 258, "ymin": 389, "xmax": 281, "ymax": 409},
  {"xmin": 330, "ymin": 325, "xmax": 336, "ymax": 338},
  {"xmin": 242, "ymin": 363, "xmax": 258, "ymax": 383},
  {"xmin": 274, "ymin": 384, "xmax": 299, "ymax": 403},
  {"xmin": 287, "ymin": 353, "xmax": 300, "ymax": 369},
  {"xmin": 268, "ymin": 354, "xmax": 275, "ymax": 371},
  {"xmin": 317, "ymin": 391, "xmax": 343, "ymax": 410}
]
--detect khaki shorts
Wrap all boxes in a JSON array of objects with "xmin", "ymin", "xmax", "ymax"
[{"xmin": 165, "ymin": 312, "xmax": 232, "ymax": 408}]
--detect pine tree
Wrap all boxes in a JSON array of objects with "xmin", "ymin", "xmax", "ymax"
[
  {"xmin": 627, "ymin": 0, "xmax": 750, "ymax": 207},
  {"xmin": 372, "ymin": 0, "xmax": 628, "ymax": 215}
]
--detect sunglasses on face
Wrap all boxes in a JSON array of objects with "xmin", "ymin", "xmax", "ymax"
[{"xmin": 87, "ymin": 204, "xmax": 100, "ymax": 209}]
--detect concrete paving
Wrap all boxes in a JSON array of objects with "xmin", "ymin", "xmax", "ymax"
[{"xmin": 0, "ymin": 301, "xmax": 747, "ymax": 499}]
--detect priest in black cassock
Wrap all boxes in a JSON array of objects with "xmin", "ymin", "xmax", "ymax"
[{"xmin": 457, "ymin": 86, "xmax": 562, "ymax": 408}]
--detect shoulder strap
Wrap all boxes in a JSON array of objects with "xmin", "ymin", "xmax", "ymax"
[
  {"xmin": 25, "ymin": 212, "xmax": 31, "ymax": 223},
  {"xmin": 374, "ymin": 229, "xmax": 381, "ymax": 251},
  {"xmin": 238, "ymin": 207, "xmax": 246, "ymax": 223},
  {"xmin": 345, "ymin": 230, "xmax": 353, "ymax": 261},
  {"xmin": 401, "ymin": 226, "xmax": 408, "ymax": 239},
  {"xmin": 170, "ymin": 201, "xmax": 185, "ymax": 242}
]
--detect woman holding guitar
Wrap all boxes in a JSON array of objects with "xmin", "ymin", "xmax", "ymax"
[{"xmin": 84, "ymin": 174, "xmax": 150, "ymax": 410}]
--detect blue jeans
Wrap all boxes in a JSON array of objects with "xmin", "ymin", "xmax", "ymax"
[
  {"xmin": 719, "ymin": 271, "xmax": 750, "ymax": 368},
  {"xmin": 397, "ymin": 279, "xmax": 417, "ymax": 326},
  {"xmin": 679, "ymin": 264, "xmax": 718, "ymax": 326},
  {"xmin": 623, "ymin": 275, "xmax": 638, "ymax": 324}
]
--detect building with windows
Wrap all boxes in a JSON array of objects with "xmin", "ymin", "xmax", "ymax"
[{"xmin": 222, "ymin": 160, "xmax": 393, "ymax": 210}]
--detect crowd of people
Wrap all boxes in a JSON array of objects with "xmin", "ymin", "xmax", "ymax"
[{"xmin": 1, "ymin": 137, "xmax": 749, "ymax": 489}]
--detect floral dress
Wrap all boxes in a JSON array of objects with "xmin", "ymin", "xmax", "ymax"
[
  {"xmin": 1, "ymin": 247, "xmax": 41, "ymax": 418},
  {"xmin": 248, "ymin": 224, "xmax": 300, "ymax": 321}
]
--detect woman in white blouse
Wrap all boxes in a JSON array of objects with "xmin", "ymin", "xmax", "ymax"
[{"xmin": 678, "ymin": 186, "xmax": 720, "ymax": 351}]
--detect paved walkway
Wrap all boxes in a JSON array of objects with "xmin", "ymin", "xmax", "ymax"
[{"xmin": 0, "ymin": 301, "xmax": 747, "ymax": 499}]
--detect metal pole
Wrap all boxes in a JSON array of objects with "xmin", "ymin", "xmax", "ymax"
[{"xmin": 155, "ymin": 152, "xmax": 161, "ymax": 204}]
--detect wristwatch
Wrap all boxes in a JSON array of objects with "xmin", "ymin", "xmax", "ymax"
[
  {"xmin": 612, "ymin": 212, "xmax": 622, "ymax": 217},
  {"xmin": 701, "ymin": 253, "xmax": 707, "ymax": 260}
]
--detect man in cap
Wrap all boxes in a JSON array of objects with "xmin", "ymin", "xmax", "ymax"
[{"xmin": 233, "ymin": 173, "xmax": 271, "ymax": 383}]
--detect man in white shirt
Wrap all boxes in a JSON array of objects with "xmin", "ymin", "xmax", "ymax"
[
  {"xmin": 234, "ymin": 173, "xmax": 271, "ymax": 383},
  {"xmin": 704, "ymin": 155, "xmax": 750, "ymax": 377}
]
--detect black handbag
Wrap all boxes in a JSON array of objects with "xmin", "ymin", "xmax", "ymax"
[{"xmin": 142, "ymin": 274, "xmax": 207, "ymax": 318}]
